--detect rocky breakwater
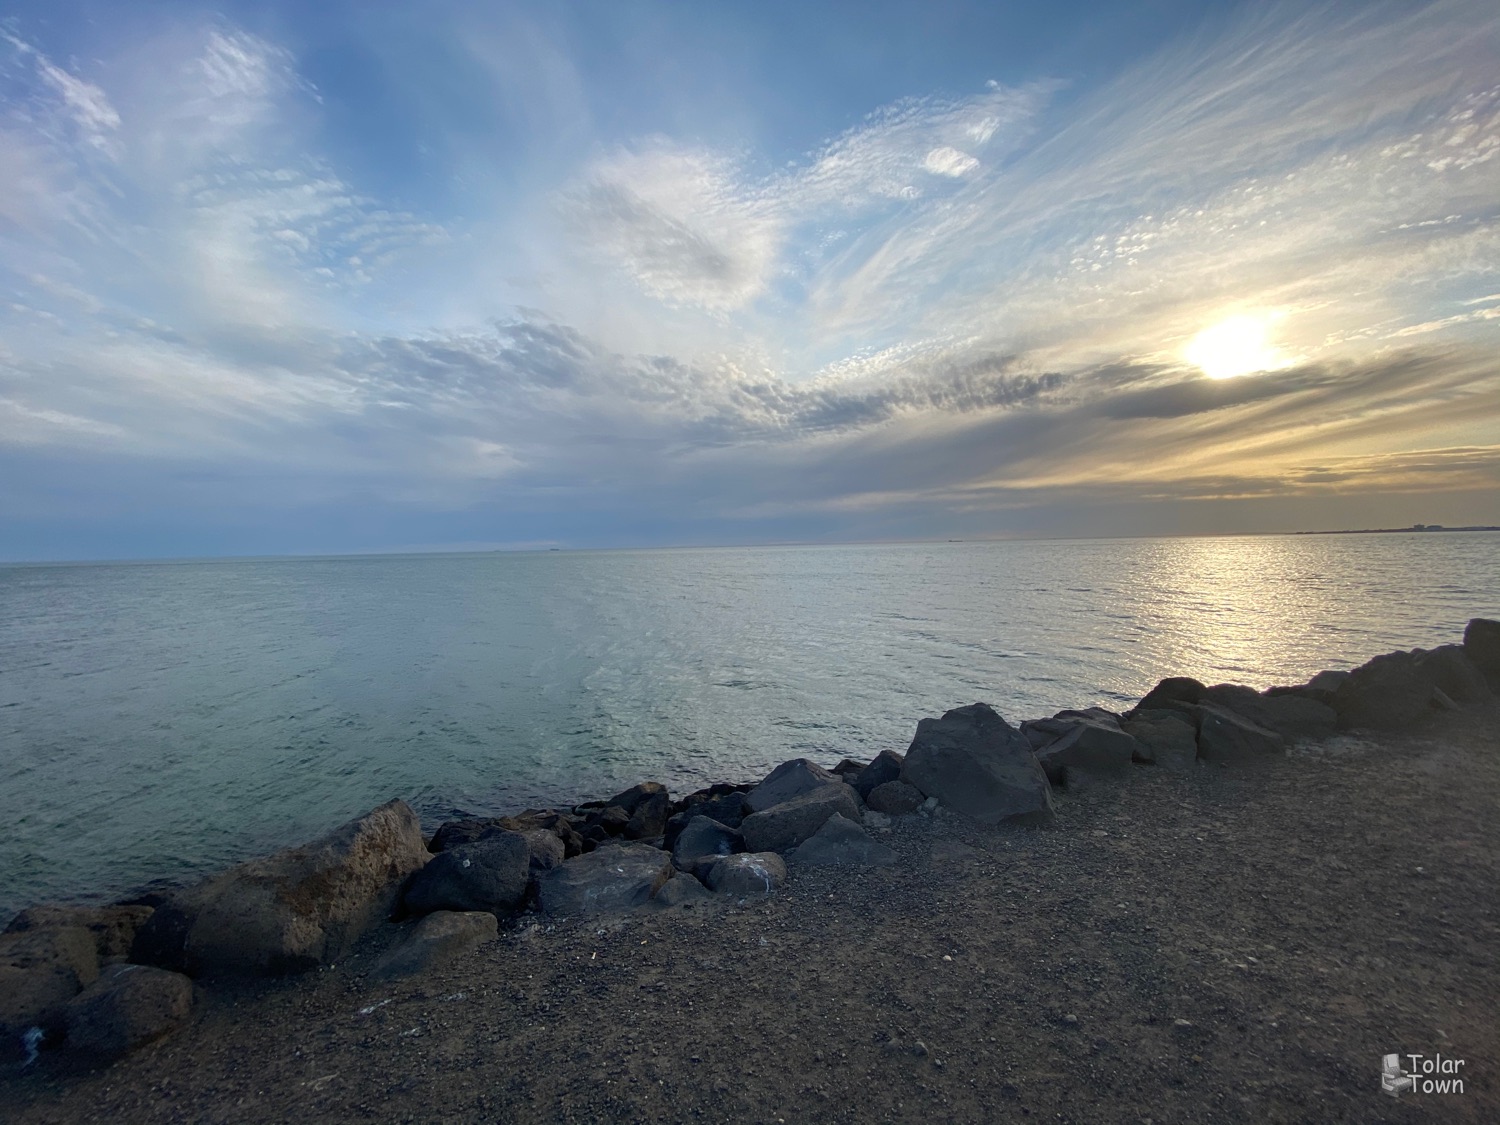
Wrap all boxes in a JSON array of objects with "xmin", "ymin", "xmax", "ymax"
[{"xmin": 5, "ymin": 618, "xmax": 1497, "ymax": 1071}]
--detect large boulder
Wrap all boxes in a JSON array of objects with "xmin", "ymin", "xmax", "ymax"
[
  {"xmin": 852, "ymin": 750, "xmax": 905, "ymax": 799},
  {"xmin": 744, "ymin": 759, "xmax": 843, "ymax": 814},
  {"xmin": 1024, "ymin": 713, "xmax": 1139, "ymax": 785},
  {"xmin": 663, "ymin": 791, "xmax": 748, "ymax": 852},
  {"xmin": 1133, "ymin": 677, "xmax": 1207, "ymax": 714},
  {"xmin": 670, "ymin": 816, "xmax": 745, "ymax": 872},
  {"xmin": 1121, "ymin": 711, "xmax": 1198, "ymax": 770},
  {"xmin": 900, "ymin": 703, "xmax": 1055, "ymax": 826},
  {"xmin": 602, "ymin": 782, "xmax": 671, "ymax": 840},
  {"xmin": 1419, "ymin": 644, "xmax": 1493, "ymax": 704},
  {"xmin": 1, "ymin": 927, "xmax": 99, "ymax": 1045},
  {"xmin": 536, "ymin": 843, "xmax": 673, "ymax": 917},
  {"xmin": 519, "ymin": 830, "xmax": 567, "ymax": 873},
  {"xmin": 740, "ymin": 784, "xmax": 861, "ymax": 853},
  {"xmin": 1464, "ymin": 618, "xmax": 1500, "ymax": 688},
  {"xmin": 64, "ymin": 964, "xmax": 192, "ymax": 1058},
  {"xmin": 371, "ymin": 911, "xmax": 497, "ymax": 980},
  {"xmin": 865, "ymin": 779, "xmax": 924, "ymax": 815},
  {"xmin": 786, "ymin": 815, "xmax": 896, "ymax": 867},
  {"xmin": 402, "ymin": 832, "xmax": 531, "ymax": 918},
  {"xmin": 1329, "ymin": 649, "xmax": 1461, "ymax": 730},
  {"xmin": 1194, "ymin": 703, "xmax": 1285, "ymax": 763},
  {"xmin": 1198, "ymin": 685, "xmax": 1337, "ymax": 742},
  {"xmin": 5, "ymin": 904, "xmax": 154, "ymax": 964},
  {"xmin": 131, "ymin": 799, "xmax": 430, "ymax": 977},
  {"xmin": 704, "ymin": 853, "xmax": 787, "ymax": 897}
]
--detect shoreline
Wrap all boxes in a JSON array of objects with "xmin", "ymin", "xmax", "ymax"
[{"xmin": 3, "ymin": 620, "xmax": 1499, "ymax": 1120}]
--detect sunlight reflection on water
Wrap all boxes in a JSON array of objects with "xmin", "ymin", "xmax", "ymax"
[{"xmin": 0, "ymin": 532, "xmax": 1494, "ymax": 915}]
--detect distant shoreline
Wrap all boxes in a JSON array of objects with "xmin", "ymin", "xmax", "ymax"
[{"xmin": 1292, "ymin": 525, "xmax": 1500, "ymax": 535}]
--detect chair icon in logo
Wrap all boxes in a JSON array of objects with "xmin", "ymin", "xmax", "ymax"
[{"xmin": 1382, "ymin": 1054, "xmax": 1414, "ymax": 1097}]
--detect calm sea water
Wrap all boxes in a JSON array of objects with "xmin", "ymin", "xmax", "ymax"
[{"xmin": 1, "ymin": 533, "xmax": 1496, "ymax": 919}]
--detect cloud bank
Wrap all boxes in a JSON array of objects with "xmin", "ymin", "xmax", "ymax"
[{"xmin": 0, "ymin": 2, "xmax": 1497, "ymax": 558}]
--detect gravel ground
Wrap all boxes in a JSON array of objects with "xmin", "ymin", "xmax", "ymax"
[{"xmin": 3, "ymin": 703, "xmax": 1497, "ymax": 1124}]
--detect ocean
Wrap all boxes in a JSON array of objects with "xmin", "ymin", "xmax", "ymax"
[{"xmin": 1, "ymin": 532, "xmax": 1496, "ymax": 919}]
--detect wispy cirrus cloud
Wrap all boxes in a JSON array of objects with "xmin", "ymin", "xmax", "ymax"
[{"xmin": 0, "ymin": 2, "xmax": 1497, "ymax": 557}]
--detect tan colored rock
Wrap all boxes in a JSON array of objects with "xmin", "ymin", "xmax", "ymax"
[{"xmin": 139, "ymin": 799, "xmax": 430, "ymax": 977}]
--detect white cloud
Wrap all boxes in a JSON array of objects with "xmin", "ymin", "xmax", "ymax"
[{"xmin": 922, "ymin": 146, "xmax": 979, "ymax": 177}]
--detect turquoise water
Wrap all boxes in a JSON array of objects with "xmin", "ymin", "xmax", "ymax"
[{"xmin": 1, "ymin": 533, "xmax": 1496, "ymax": 918}]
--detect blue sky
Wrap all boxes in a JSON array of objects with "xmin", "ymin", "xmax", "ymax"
[{"xmin": 1, "ymin": 0, "xmax": 1497, "ymax": 560}]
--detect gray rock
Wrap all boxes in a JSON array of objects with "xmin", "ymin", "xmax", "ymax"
[
  {"xmin": 852, "ymin": 749, "xmax": 905, "ymax": 799},
  {"xmin": 5, "ymin": 904, "xmax": 154, "ymax": 963},
  {"xmin": 831, "ymin": 758, "xmax": 866, "ymax": 780},
  {"xmin": 371, "ymin": 910, "xmax": 497, "ymax": 979},
  {"xmin": 625, "ymin": 794, "xmax": 670, "ymax": 840},
  {"xmin": 1306, "ymin": 669, "xmax": 1352, "ymax": 696},
  {"xmin": 1027, "ymin": 713, "xmax": 1139, "ymax": 785},
  {"xmin": 671, "ymin": 816, "xmax": 745, "ymax": 871},
  {"xmin": 520, "ymin": 829, "xmax": 567, "ymax": 873},
  {"xmin": 536, "ymin": 843, "xmax": 674, "ymax": 916},
  {"xmin": 1120, "ymin": 712, "xmax": 1198, "ymax": 770},
  {"xmin": 1133, "ymin": 677, "xmax": 1207, "ymax": 713},
  {"xmin": 1197, "ymin": 685, "xmax": 1337, "ymax": 742},
  {"xmin": 787, "ymin": 815, "xmax": 897, "ymax": 867},
  {"xmin": 652, "ymin": 871, "xmax": 713, "ymax": 908},
  {"xmin": 740, "ymin": 783, "xmax": 861, "ymax": 853},
  {"xmin": 1419, "ymin": 644, "xmax": 1493, "ymax": 705},
  {"xmin": 64, "ymin": 963, "xmax": 192, "ymax": 1058},
  {"xmin": 704, "ymin": 853, "xmax": 787, "ymax": 897},
  {"xmin": 900, "ymin": 703, "xmax": 1055, "ymax": 826},
  {"xmin": 865, "ymin": 779, "xmax": 924, "ymax": 815},
  {"xmin": 862, "ymin": 809, "xmax": 893, "ymax": 830},
  {"xmin": 1463, "ymin": 618, "xmax": 1500, "ymax": 687},
  {"xmin": 402, "ymin": 832, "xmax": 531, "ymax": 918},
  {"xmin": 0, "ymin": 927, "xmax": 100, "ymax": 1043},
  {"xmin": 132, "ymin": 799, "xmax": 430, "ymax": 978},
  {"xmin": 603, "ymin": 781, "xmax": 669, "ymax": 816},
  {"xmin": 1331, "ymin": 650, "xmax": 1443, "ymax": 730},
  {"xmin": 1195, "ymin": 703, "xmax": 1285, "ymax": 763},
  {"xmin": 745, "ymin": 759, "xmax": 843, "ymax": 814}
]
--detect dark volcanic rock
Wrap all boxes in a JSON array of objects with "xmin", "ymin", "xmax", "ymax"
[
  {"xmin": 704, "ymin": 853, "xmax": 787, "ymax": 897},
  {"xmin": 745, "ymin": 759, "xmax": 844, "ymax": 814},
  {"xmin": 1025, "ymin": 713, "xmax": 1139, "ymax": 785},
  {"xmin": 1330, "ymin": 650, "xmax": 1453, "ymax": 731},
  {"xmin": 652, "ymin": 871, "xmax": 713, "ymax": 908},
  {"xmin": 536, "ymin": 843, "xmax": 674, "ymax": 916},
  {"xmin": 900, "ymin": 703, "xmax": 1055, "ymax": 826},
  {"xmin": 786, "ymin": 814, "xmax": 897, "ymax": 867},
  {"xmin": 519, "ymin": 830, "xmax": 566, "ymax": 873},
  {"xmin": 671, "ymin": 816, "xmax": 745, "ymax": 872},
  {"xmin": 402, "ymin": 832, "xmax": 531, "ymax": 918},
  {"xmin": 133, "ymin": 800, "xmax": 430, "ymax": 978},
  {"xmin": 594, "ymin": 806, "xmax": 632, "ymax": 837},
  {"xmin": 1134, "ymin": 677, "xmax": 1207, "ymax": 714},
  {"xmin": 1197, "ymin": 685, "xmax": 1338, "ymax": 742},
  {"xmin": 866, "ymin": 779, "xmax": 924, "ymax": 815},
  {"xmin": 372, "ymin": 910, "xmax": 497, "ymax": 980},
  {"xmin": 64, "ymin": 963, "xmax": 192, "ymax": 1058},
  {"xmin": 1195, "ymin": 703, "xmax": 1285, "ymax": 763},
  {"xmin": 0, "ymin": 927, "xmax": 100, "ymax": 1044},
  {"xmin": 1420, "ymin": 643, "xmax": 1494, "ymax": 704},
  {"xmin": 5, "ymin": 904, "xmax": 154, "ymax": 964},
  {"xmin": 1121, "ymin": 712, "xmax": 1198, "ymax": 770},
  {"xmin": 1464, "ymin": 617, "xmax": 1500, "ymax": 687},
  {"xmin": 604, "ymin": 782, "xmax": 669, "ymax": 816},
  {"xmin": 428, "ymin": 817, "xmax": 509, "ymax": 853},
  {"xmin": 852, "ymin": 749, "xmax": 905, "ymax": 799},
  {"xmin": 831, "ymin": 758, "xmax": 866, "ymax": 780},
  {"xmin": 740, "ymin": 784, "xmax": 861, "ymax": 853},
  {"xmin": 663, "ymin": 791, "xmax": 749, "ymax": 851},
  {"xmin": 625, "ymin": 791, "xmax": 671, "ymax": 840}
]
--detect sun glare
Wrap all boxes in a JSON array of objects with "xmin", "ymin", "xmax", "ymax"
[{"xmin": 1183, "ymin": 314, "xmax": 1287, "ymax": 380}]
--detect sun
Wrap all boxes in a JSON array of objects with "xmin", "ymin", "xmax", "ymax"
[{"xmin": 1183, "ymin": 314, "xmax": 1288, "ymax": 380}]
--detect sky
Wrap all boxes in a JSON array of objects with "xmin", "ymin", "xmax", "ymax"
[{"xmin": 1, "ymin": 0, "xmax": 1497, "ymax": 560}]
